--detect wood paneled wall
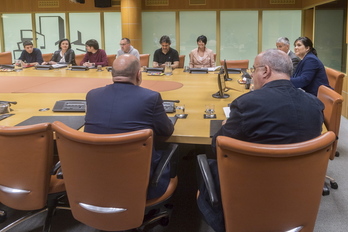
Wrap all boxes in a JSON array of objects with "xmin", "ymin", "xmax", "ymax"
[{"xmin": 0, "ymin": 0, "xmax": 334, "ymax": 13}]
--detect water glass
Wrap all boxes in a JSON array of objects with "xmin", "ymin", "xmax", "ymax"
[
  {"xmin": 205, "ymin": 104, "xmax": 215, "ymax": 118},
  {"xmin": 175, "ymin": 104, "xmax": 187, "ymax": 118}
]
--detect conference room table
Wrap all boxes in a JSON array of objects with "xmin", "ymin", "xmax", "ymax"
[{"xmin": 0, "ymin": 66, "xmax": 250, "ymax": 145}]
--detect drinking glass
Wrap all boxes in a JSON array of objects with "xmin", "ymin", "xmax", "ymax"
[
  {"xmin": 97, "ymin": 65, "xmax": 103, "ymax": 72},
  {"xmin": 175, "ymin": 104, "xmax": 187, "ymax": 118},
  {"xmin": 205, "ymin": 104, "xmax": 215, "ymax": 118},
  {"xmin": 14, "ymin": 60, "xmax": 22, "ymax": 71}
]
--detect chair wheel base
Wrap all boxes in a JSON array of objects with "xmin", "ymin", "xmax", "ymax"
[
  {"xmin": 330, "ymin": 182, "xmax": 338, "ymax": 189},
  {"xmin": 322, "ymin": 184, "xmax": 330, "ymax": 196},
  {"xmin": 335, "ymin": 151, "xmax": 340, "ymax": 157},
  {"xmin": 0, "ymin": 209, "xmax": 7, "ymax": 223}
]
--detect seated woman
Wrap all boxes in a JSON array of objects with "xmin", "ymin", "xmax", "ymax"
[
  {"xmin": 290, "ymin": 36, "xmax": 330, "ymax": 96},
  {"xmin": 43, "ymin": 38, "xmax": 76, "ymax": 65},
  {"xmin": 189, "ymin": 35, "xmax": 215, "ymax": 68}
]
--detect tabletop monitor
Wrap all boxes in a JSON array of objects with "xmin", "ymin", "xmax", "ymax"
[
  {"xmin": 212, "ymin": 69, "xmax": 230, "ymax": 99},
  {"xmin": 223, "ymin": 59, "xmax": 232, "ymax": 81}
]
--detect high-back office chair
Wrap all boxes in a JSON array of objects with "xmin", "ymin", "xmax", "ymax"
[
  {"xmin": 107, "ymin": 54, "xmax": 116, "ymax": 66},
  {"xmin": 197, "ymin": 132, "xmax": 335, "ymax": 232},
  {"xmin": 74, "ymin": 54, "xmax": 85, "ymax": 66},
  {"xmin": 179, "ymin": 55, "xmax": 185, "ymax": 68},
  {"xmin": 0, "ymin": 51, "xmax": 12, "ymax": 65},
  {"xmin": 317, "ymin": 85, "xmax": 344, "ymax": 195},
  {"xmin": 325, "ymin": 67, "xmax": 345, "ymax": 95},
  {"xmin": 42, "ymin": 53, "xmax": 53, "ymax": 63},
  {"xmin": 140, "ymin": 54, "xmax": 150, "ymax": 67},
  {"xmin": 52, "ymin": 121, "xmax": 178, "ymax": 231},
  {"xmin": 0, "ymin": 123, "xmax": 65, "ymax": 232},
  {"xmin": 220, "ymin": 59, "xmax": 249, "ymax": 69}
]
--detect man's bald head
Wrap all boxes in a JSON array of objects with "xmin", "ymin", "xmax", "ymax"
[{"xmin": 112, "ymin": 54, "xmax": 141, "ymax": 84}]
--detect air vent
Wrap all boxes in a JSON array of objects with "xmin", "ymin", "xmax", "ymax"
[
  {"xmin": 189, "ymin": 0, "xmax": 206, "ymax": 5},
  {"xmin": 145, "ymin": 0, "xmax": 169, "ymax": 6},
  {"xmin": 38, "ymin": 0, "xmax": 59, "ymax": 8},
  {"xmin": 270, "ymin": 0, "xmax": 295, "ymax": 4}
]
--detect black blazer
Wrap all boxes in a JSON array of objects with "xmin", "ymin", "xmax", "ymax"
[{"xmin": 50, "ymin": 49, "xmax": 76, "ymax": 65}]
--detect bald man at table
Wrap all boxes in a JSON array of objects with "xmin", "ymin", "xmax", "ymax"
[{"xmin": 84, "ymin": 54, "xmax": 174, "ymax": 200}]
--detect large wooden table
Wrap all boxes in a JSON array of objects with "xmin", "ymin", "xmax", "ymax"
[{"xmin": 0, "ymin": 67, "xmax": 249, "ymax": 145}]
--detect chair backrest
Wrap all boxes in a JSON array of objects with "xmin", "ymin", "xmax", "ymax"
[
  {"xmin": 179, "ymin": 55, "xmax": 185, "ymax": 68},
  {"xmin": 75, "ymin": 53, "xmax": 85, "ymax": 66},
  {"xmin": 220, "ymin": 59, "xmax": 249, "ymax": 69},
  {"xmin": 325, "ymin": 67, "xmax": 345, "ymax": 95},
  {"xmin": 139, "ymin": 54, "xmax": 150, "ymax": 67},
  {"xmin": 52, "ymin": 121, "xmax": 153, "ymax": 231},
  {"xmin": 0, "ymin": 123, "xmax": 54, "ymax": 210},
  {"xmin": 0, "ymin": 51, "xmax": 12, "ymax": 64},
  {"xmin": 107, "ymin": 54, "xmax": 116, "ymax": 66},
  {"xmin": 216, "ymin": 132, "xmax": 335, "ymax": 232},
  {"xmin": 317, "ymin": 85, "xmax": 343, "ymax": 160},
  {"xmin": 42, "ymin": 53, "xmax": 53, "ymax": 63}
]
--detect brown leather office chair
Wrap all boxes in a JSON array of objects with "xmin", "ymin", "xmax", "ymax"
[
  {"xmin": 74, "ymin": 53, "xmax": 85, "ymax": 66},
  {"xmin": 52, "ymin": 121, "xmax": 178, "ymax": 231},
  {"xmin": 179, "ymin": 55, "xmax": 185, "ymax": 68},
  {"xmin": 0, "ymin": 51, "xmax": 12, "ymax": 65},
  {"xmin": 317, "ymin": 85, "xmax": 344, "ymax": 194},
  {"xmin": 140, "ymin": 54, "xmax": 150, "ymax": 67},
  {"xmin": 220, "ymin": 59, "xmax": 249, "ymax": 69},
  {"xmin": 197, "ymin": 131, "xmax": 335, "ymax": 232},
  {"xmin": 42, "ymin": 53, "xmax": 53, "ymax": 63},
  {"xmin": 325, "ymin": 67, "xmax": 345, "ymax": 95},
  {"xmin": 107, "ymin": 54, "xmax": 116, "ymax": 66},
  {"xmin": 0, "ymin": 123, "xmax": 65, "ymax": 232}
]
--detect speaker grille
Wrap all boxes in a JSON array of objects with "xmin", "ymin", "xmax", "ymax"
[
  {"xmin": 38, "ymin": 0, "xmax": 59, "ymax": 8},
  {"xmin": 270, "ymin": 0, "xmax": 295, "ymax": 4},
  {"xmin": 189, "ymin": 0, "xmax": 206, "ymax": 5},
  {"xmin": 145, "ymin": 0, "xmax": 169, "ymax": 6}
]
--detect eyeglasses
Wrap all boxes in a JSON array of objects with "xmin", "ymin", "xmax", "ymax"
[
  {"xmin": 250, "ymin": 65, "xmax": 265, "ymax": 73},
  {"xmin": 119, "ymin": 43, "xmax": 128, "ymax": 46}
]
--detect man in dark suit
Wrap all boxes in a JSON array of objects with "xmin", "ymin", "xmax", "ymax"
[
  {"xmin": 84, "ymin": 54, "xmax": 174, "ymax": 199},
  {"xmin": 276, "ymin": 37, "xmax": 301, "ymax": 73},
  {"xmin": 198, "ymin": 49, "xmax": 324, "ymax": 232}
]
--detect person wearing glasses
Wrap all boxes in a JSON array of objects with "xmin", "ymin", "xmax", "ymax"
[
  {"xmin": 116, "ymin": 38, "xmax": 140, "ymax": 60},
  {"xmin": 152, "ymin": 35, "xmax": 179, "ymax": 69},
  {"xmin": 290, "ymin": 36, "xmax": 331, "ymax": 96},
  {"xmin": 197, "ymin": 49, "xmax": 324, "ymax": 232}
]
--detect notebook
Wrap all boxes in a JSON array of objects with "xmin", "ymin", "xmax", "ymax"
[{"xmin": 16, "ymin": 116, "xmax": 85, "ymax": 130}]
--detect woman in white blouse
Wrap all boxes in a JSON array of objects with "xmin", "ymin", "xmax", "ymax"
[{"xmin": 43, "ymin": 38, "xmax": 76, "ymax": 65}]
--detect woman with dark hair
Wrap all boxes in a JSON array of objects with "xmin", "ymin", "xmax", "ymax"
[
  {"xmin": 43, "ymin": 38, "xmax": 76, "ymax": 65},
  {"xmin": 189, "ymin": 35, "xmax": 215, "ymax": 68},
  {"xmin": 290, "ymin": 36, "xmax": 330, "ymax": 96}
]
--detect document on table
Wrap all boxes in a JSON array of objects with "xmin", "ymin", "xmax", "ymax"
[{"xmin": 223, "ymin": 107, "xmax": 230, "ymax": 118}]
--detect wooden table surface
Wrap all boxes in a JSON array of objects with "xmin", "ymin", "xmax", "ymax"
[{"xmin": 0, "ymin": 67, "xmax": 249, "ymax": 144}]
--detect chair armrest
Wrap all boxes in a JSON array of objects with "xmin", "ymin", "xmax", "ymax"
[
  {"xmin": 150, "ymin": 143, "xmax": 178, "ymax": 187},
  {"xmin": 197, "ymin": 154, "xmax": 219, "ymax": 207},
  {"xmin": 51, "ymin": 161, "xmax": 64, "ymax": 179}
]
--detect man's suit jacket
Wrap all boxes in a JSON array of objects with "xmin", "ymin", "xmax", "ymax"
[
  {"xmin": 212, "ymin": 79, "xmax": 324, "ymax": 153},
  {"xmin": 291, "ymin": 51, "xmax": 330, "ymax": 96},
  {"xmin": 200, "ymin": 79, "xmax": 325, "ymax": 232},
  {"xmin": 289, "ymin": 50, "xmax": 300, "ymax": 73},
  {"xmin": 84, "ymin": 82, "xmax": 174, "ymax": 199}
]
